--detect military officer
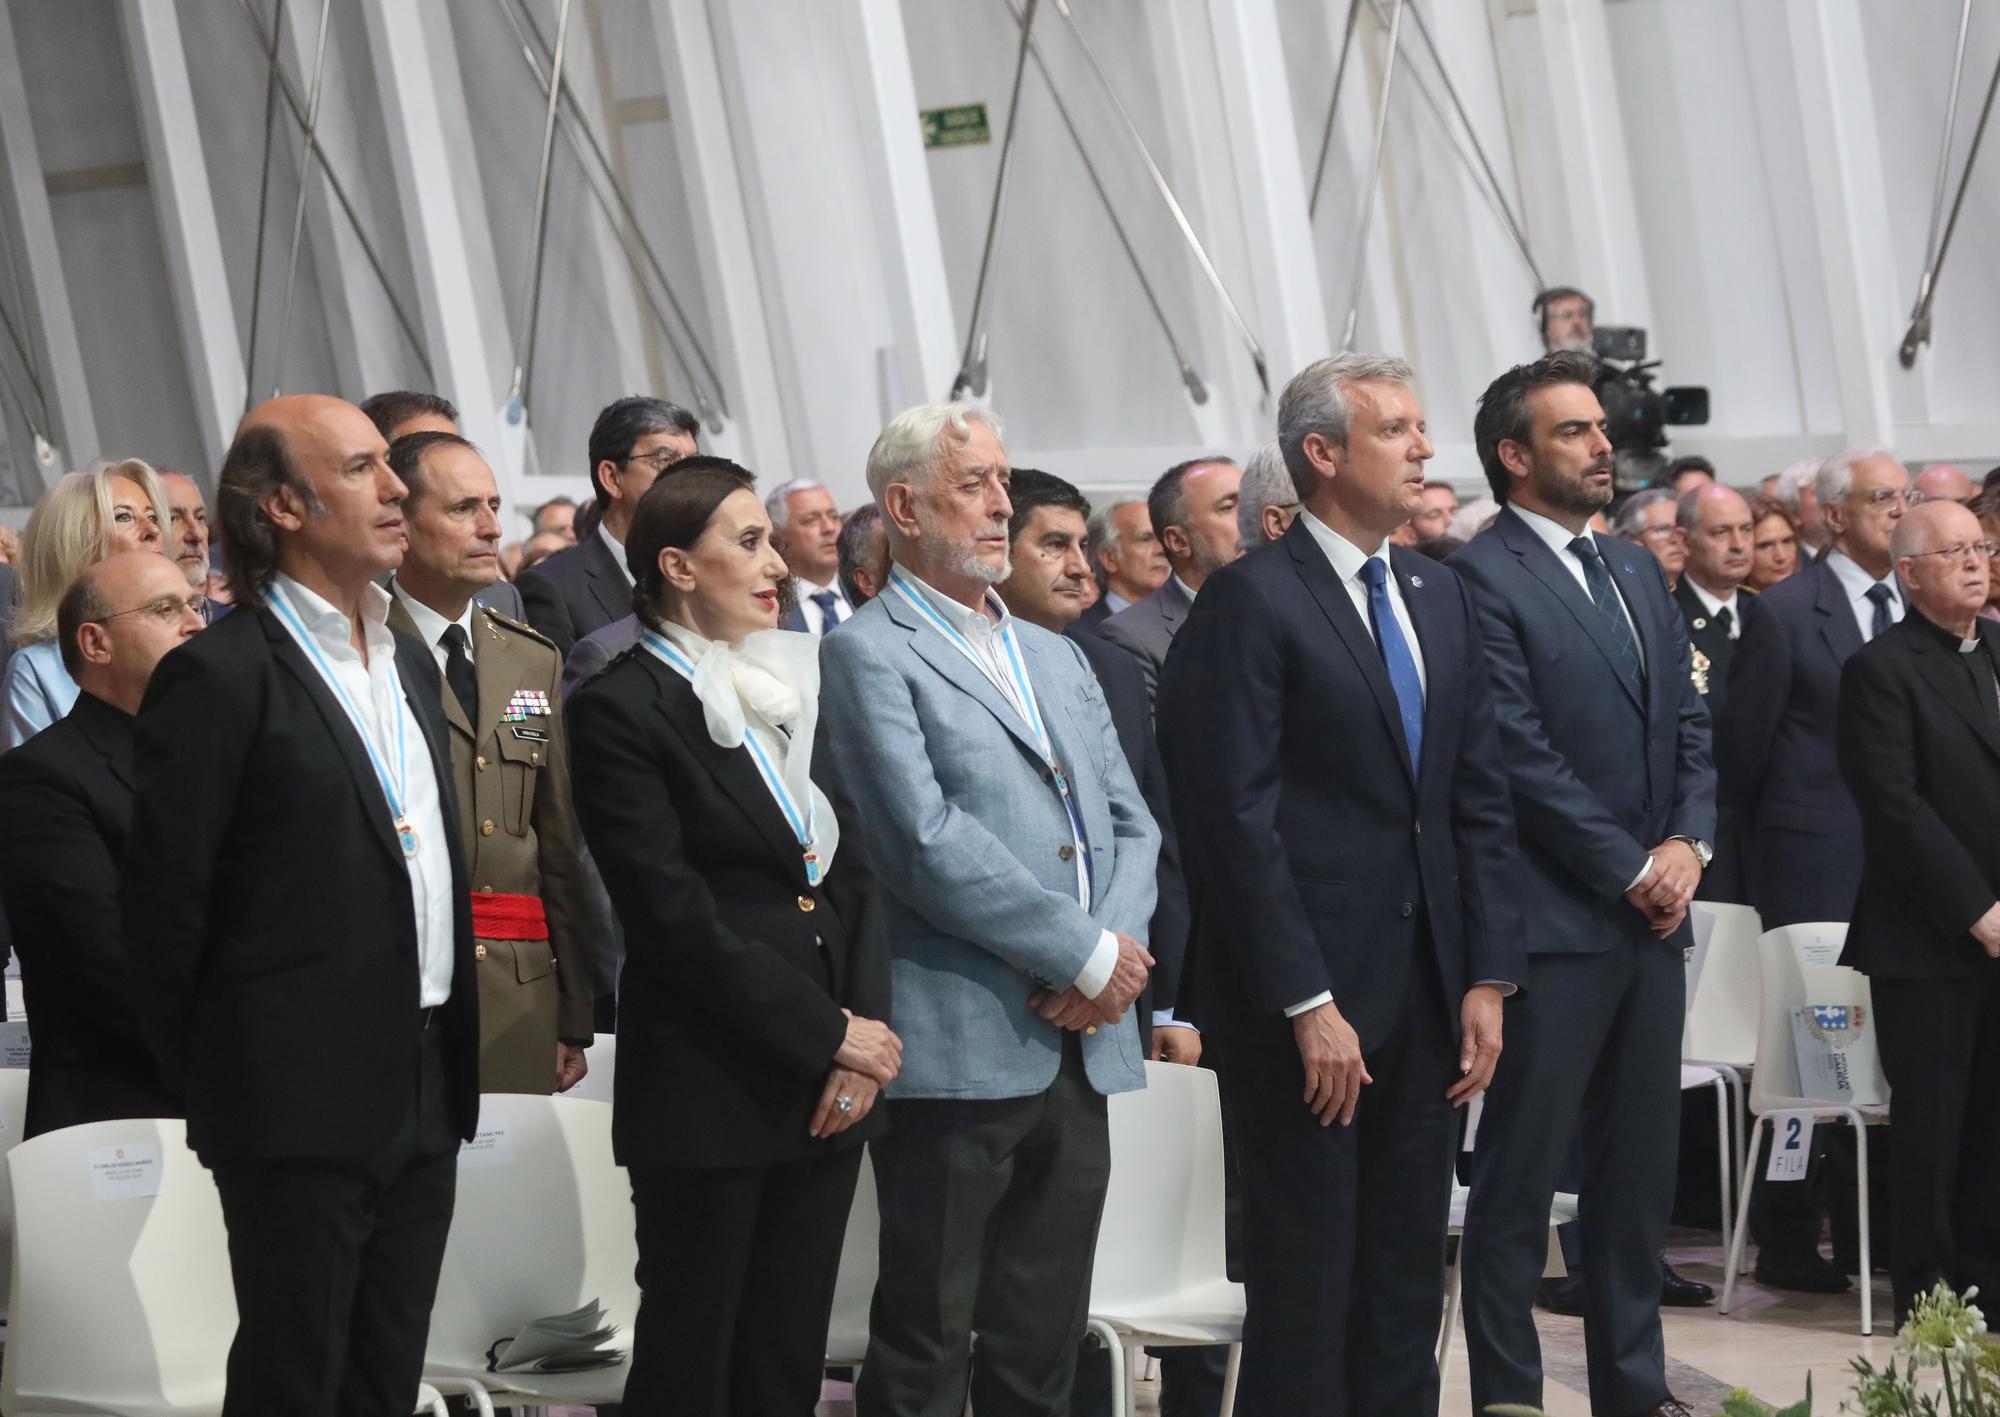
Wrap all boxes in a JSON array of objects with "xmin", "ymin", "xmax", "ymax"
[{"xmin": 387, "ymin": 430, "xmax": 594, "ymax": 1092}]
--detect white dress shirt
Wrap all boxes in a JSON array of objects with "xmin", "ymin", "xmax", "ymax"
[
  {"xmin": 791, "ymin": 576, "xmax": 852, "ymax": 634},
  {"xmin": 1509, "ymin": 503, "xmax": 1646, "ymax": 673},
  {"xmin": 600, "ymin": 523, "xmax": 635, "ymax": 588},
  {"xmin": 1824, "ymin": 549, "xmax": 1904, "ymax": 643},
  {"xmin": 1683, "ymin": 578, "xmax": 1742, "ymax": 639},
  {"xmin": 390, "ymin": 580, "xmax": 477, "ymax": 675},
  {"xmin": 1300, "ymin": 509, "xmax": 1428, "ymax": 693},
  {"xmin": 270, "ymin": 573, "xmax": 456, "ymax": 1008},
  {"xmin": 1171, "ymin": 573, "xmax": 1199, "ymax": 605},
  {"xmin": 898, "ymin": 568, "xmax": 1120, "ymax": 999}
]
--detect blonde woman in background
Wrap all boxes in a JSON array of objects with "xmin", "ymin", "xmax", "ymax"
[{"xmin": 3, "ymin": 460, "xmax": 171, "ymax": 747}]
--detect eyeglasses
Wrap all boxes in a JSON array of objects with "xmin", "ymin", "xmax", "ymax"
[
  {"xmin": 1638, "ymin": 524, "xmax": 1680, "ymax": 543},
  {"xmin": 621, "ymin": 449, "xmax": 684, "ymax": 476},
  {"xmin": 1857, "ymin": 488, "xmax": 1922, "ymax": 509},
  {"xmin": 1904, "ymin": 539, "xmax": 2000, "ymax": 563},
  {"xmin": 96, "ymin": 593, "xmax": 209, "ymax": 627}
]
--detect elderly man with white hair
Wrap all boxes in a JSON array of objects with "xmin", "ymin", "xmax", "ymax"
[
  {"xmin": 1236, "ymin": 439, "xmax": 1301, "ymax": 549},
  {"xmin": 820, "ymin": 403, "xmax": 1161, "ymax": 1417},
  {"xmin": 763, "ymin": 476, "xmax": 850, "ymax": 633}
]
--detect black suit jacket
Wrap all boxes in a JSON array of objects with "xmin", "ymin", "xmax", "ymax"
[
  {"xmin": 517, "ymin": 532, "xmax": 628, "ymax": 655},
  {"xmin": 1717, "ymin": 555, "xmax": 1872, "ymax": 925},
  {"xmin": 1838, "ymin": 614, "xmax": 2000, "ymax": 979},
  {"xmin": 1157, "ymin": 523, "xmax": 1524, "ymax": 1050},
  {"xmin": 0, "ymin": 692, "xmax": 175, "ymax": 1136},
  {"xmin": 122, "ymin": 603, "xmax": 480, "ymax": 1161},
  {"xmin": 1673, "ymin": 579, "xmax": 1745, "ymax": 729},
  {"xmin": 1069, "ymin": 624, "xmax": 1189, "ymax": 1015},
  {"xmin": 1448, "ymin": 507, "xmax": 1714, "ymax": 956},
  {"xmin": 567, "ymin": 647, "xmax": 891, "ymax": 1170}
]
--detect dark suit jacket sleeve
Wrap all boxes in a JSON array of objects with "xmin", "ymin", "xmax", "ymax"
[
  {"xmin": 1095, "ymin": 610, "xmax": 1160, "ymax": 703},
  {"xmin": 1661, "ymin": 580, "xmax": 1719, "ymax": 846},
  {"xmin": 1447, "ymin": 575, "xmax": 1527, "ymax": 991},
  {"xmin": 0, "ymin": 758, "xmax": 152, "ymax": 1047},
  {"xmin": 1158, "ymin": 567, "xmax": 1328, "ymax": 1014},
  {"xmin": 1717, "ymin": 587, "xmax": 1789, "ymax": 817},
  {"xmin": 123, "ymin": 641, "xmax": 259, "ymax": 1091},
  {"xmin": 537, "ymin": 679, "xmax": 598, "ymax": 1043},
  {"xmin": 1838, "ymin": 646, "xmax": 1995, "ymax": 940},
  {"xmin": 560, "ymin": 632, "xmax": 612, "ymax": 703},
  {"xmin": 517, "ymin": 567, "xmax": 577, "ymax": 656},
  {"xmin": 1141, "ymin": 727, "xmax": 1190, "ymax": 1011},
  {"xmin": 1454, "ymin": 557, "xmax": 1652, "ymax": 900},
  {"xmin": 567, "ymin": 683, "xmax": 847, "ymax": 1081}
]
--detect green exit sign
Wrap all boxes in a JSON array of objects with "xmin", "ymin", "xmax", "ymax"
[{"xmin": 920, "ymin": 103, "xmax": 991, "ymax": 149}]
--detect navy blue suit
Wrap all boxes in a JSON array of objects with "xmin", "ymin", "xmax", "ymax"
[
  {"xmin": 1158, "ymin": 519, "xmax": 1522, "ymax": 1416},
  {"xmin": 1449, "ymin": 507, "xmax": 1715, "ymax": 1417},
  {"xmin": 1716, "ymin": 555, "xmax": 1870, "ymax": 926}
]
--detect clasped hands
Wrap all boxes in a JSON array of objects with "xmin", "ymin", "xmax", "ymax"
[
  {"xmin": 1027, "ymin": 932, "xmax": 1153, "ymax": 1033},
  {"xmin": 1625, "ymin": 838, "xmax": 1702, "ymax": 937},
  {"xmin": 812, "ymin": 1008, "xmax": 903, "ymax": 1140}
]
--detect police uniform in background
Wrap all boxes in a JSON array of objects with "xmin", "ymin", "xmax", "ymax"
[{"xmin": 389, "ymin": 594, "xmax": 594, "ymax": 1090}]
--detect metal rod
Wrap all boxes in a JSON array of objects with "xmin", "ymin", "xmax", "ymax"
[
  {"xmin": 1308, "ymin": 0, "xmax": 1364, "ymax": 222},
  {"xmin": 1908, "ymin": 0, "xmax": 1973, "ymax": 344},
  {"xmin": 1397, "ymin": 0, "xmax": 1542, "ymax": 287},
  {"xmin": 950, "ymin": 0, "xmax": 1038, "ymax": 402},
  {"xmin": 496, "ymin": 9, "xmax": 717, "ymax": 428},
  {"xmin": 1341, "ymin": 0, "xmax": 1405, "ymax": 350},
  {"xmin": 500, "ymin": 0, "xmax": 729, "ymax": 425},
  {"xmin": 231, "ymin": 0, "xmax": 434, "ymax": 383},
  {"xmin": 1048, "ymin": 0, "xmax": 1268, "ymax": 396},
  {"xmin": 1901, "ymin": 46, "xmax": 2000, "ymax": 368},
  {"xmin": 998, "ymin": 0, "xmax": 1205, "ymax": 403},
  {"xmin": 507, "ymin": 0, "xmax": 575, "ymax": 420},
  {"xmin": 268, "ymin": 0, "xmax": 332, "ymax": 398},
  {"xmin": 242, "ymin": 0, "xmax": 285, "ymax": 410}
]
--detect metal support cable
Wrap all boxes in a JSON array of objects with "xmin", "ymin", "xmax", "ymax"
[
  {"xmin": 1308, "ymin": 0, "xmax": 1364, "ymax": 221},
  {"xmin": 1340, "ymin": 0, "xmax": 1405, "ymax": 351},
  {"xmin": 506, "ymin": 0, "xmax": 573, "ymax": 421},
  {"xmin": 1048, "ymin": 0, "xmax": 1268, "ymax": 396},
  {"xmin": 1900, "ymin": 46, "xmax": 2000, "ymax": 369},
  {"xmin": 1904, "ymin": 0, "xmax": 1974, "ymax": 365},
  {"xmin": 231, "ymin": 0, "xmax": 435, "ymax": 384},
  {"xmin": 999, "ymin": 0, "xmax": 1206, "ymax": 404},
  {"xmin": 496, "ymin": 5, "xmax": 717, "ymax": 429},
  {"xmin": 242, "ymin": 0, "xmax": 285, "ymax": 409},
  {"xmin": 268, "ymin": 0, "xmax": 332, "ymax": 397},
  {"xmin": 950, "ymin": 0, "xmax": 1038, "ymax": 402},
  {"xmin": 500, "ymin": 0, "xmax": 729, "ymax": 426}
]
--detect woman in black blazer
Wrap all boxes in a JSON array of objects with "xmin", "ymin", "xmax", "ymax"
[{"xmin": 567, "ymin": 459, "xmax": 899, "ymax": 1416}]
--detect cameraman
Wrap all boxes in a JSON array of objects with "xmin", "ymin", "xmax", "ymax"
[{"xmin": 1534, "ymin": 286, "xmax": 1596, "ymax": 354}]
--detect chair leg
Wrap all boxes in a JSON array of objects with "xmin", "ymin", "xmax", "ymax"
[
  {"xmin": 1712, "ymin": 1075, "xmax": 1733, "ymax": 1269},
  {"xmin": 1720, "ymin": 1113, "xmax": 1768, "ymax": 1315},
  {"xmin": 1088, "ymin": 1318, "xmax": 1126, "ymax": 1417},
  {"xmin": 1437, "ymin": 1242, "xmax": 1465, "ymax": 1368},
  {"xmin": 1218, "ymin": 1341, "xmax": 1243, "ymax": 1417},
  {"xmin": 1847, "ymin": 1109, "xmax": 1873, "ymax": 1337}
]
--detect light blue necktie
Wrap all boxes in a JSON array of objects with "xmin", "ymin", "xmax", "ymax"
[{"xmin": 1358, "ymin": 558, "xmax": 1423, "ymax": 776}]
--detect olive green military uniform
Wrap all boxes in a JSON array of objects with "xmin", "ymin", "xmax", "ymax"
[{"xmin": 388, "ymin": 596, "xmax": 594, "ymax": 1091}]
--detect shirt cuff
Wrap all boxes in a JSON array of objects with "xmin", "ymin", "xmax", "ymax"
[
  {"xmin": 1627, "ymin": 854, "xmax": 1655, "ymax": 892},
  {"xmin": 1284, "ymin": 991, "xmax": 1333, "ymax": 1018},
  {"xmin": 1472, "ymin": 979, "xmax": 1519, "ymax": 997},
  {"xmin": 1151, "ymin": 1010, "xmax": 1197, "ymax": 1030},
  {"xmin": 1072, "ymin": 929, "xmax": 1120, "ymax": 999}
]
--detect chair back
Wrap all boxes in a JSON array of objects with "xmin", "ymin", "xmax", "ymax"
[
  {"xmin": 1684, "ymin": 901, "xmax": 1763, "ymax": 1064},
  {"xmin": 825, "ymin": 1145, "xmax": 880, "ymax": 1363},
  {"xmin": 1747, "ymin": 922, "xmax": 1887, "ymax": 1113},
  {"xmin": 426, "ymin": 1096, "xmax": 639, "ymax": 1380},
  {"xmin": 3, "ymin": 1117, "xmax": 236, "ymax": 1413},
  {"xmin": 1088, "ymin": 1063, "xmax": 1230, "ymax": 1313},
  {"xmin": 561, "ymin": 1032, "xmax": 617, "ymax": 1103}
]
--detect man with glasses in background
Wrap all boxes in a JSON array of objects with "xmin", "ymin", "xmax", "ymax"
[
  {"xmin": 517, "ymin": 397, "xmax": 699, "ymax": 654},
  {"xmin": 1615, "ymin": 489, "xmax": 1687, "ymax": 590},
  {"xmin": 0, "ymin": 550, "xmax": 203, "ymax": 1136},
  {"xmin": 1719, "ymin": 447, "xmax": 1913, "ymax": 1294}
]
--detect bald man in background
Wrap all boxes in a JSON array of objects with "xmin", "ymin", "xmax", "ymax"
[{"xmin": 1916, "ymin": 464, "xmax": 1977, "ymax": 506}]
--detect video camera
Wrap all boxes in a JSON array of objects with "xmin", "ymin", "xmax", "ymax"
[{"xmin": 1590, "ymin": 325, "xmax": 1709, "ymax": 455}]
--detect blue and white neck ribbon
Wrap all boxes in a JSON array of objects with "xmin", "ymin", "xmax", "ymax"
[
  {"xmin": 641, "ymin": 623, "xmax": 836, "ymax": 885},
  {"xmin": 267, "ymin": 581, "xmax": 415, "ymax": 852}
]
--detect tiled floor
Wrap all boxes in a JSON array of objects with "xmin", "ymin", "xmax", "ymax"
[{"xmin": 810, "ymin": 1239, "xmax": 1893, "ymax": 1416}]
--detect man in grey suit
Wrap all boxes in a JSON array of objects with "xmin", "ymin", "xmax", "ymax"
[
  {"xmin": 821, "ymin": 402, "xmax": 1160, "ymax": 1417},
  {"xmin": 1097, "ymin": 456, "xmax": 1242, "ymax": 704}
]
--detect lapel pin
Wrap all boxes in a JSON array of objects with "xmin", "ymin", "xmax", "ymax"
[
  {"xmin": 1693, "ymin": 616, "xmax": 1708, "ymax": 631},
  {"xmin": 1409, "ymin": 574, "xmax": 1425, "ymax": 589}
]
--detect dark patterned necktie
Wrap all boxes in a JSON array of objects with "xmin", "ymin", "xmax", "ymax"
[
  {"xmin": 1865, "ymin": 582, "xmax": 1895, "ymax": 640},
  {"xmin": 1569, "ymin": 536, "xmax": 1645, "ymax": 695}
]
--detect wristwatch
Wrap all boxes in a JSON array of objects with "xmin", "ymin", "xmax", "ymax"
[{"xmin": 1672, "ymin": 835, "xmax": 1714, "ymax": 870}]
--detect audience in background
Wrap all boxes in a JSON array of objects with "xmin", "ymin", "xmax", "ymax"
[
  {"xmin": 1675, "ymin": 483, "xmax": 1757, "ymax": 905},
  {"xmin": 1976, "ymin": 492, "xmax": 2000, "ymax": 623},
  {"xmin": 1914, "ymin": 462, "xmax": 1977, "ymax": 506},
  {"xmin": 158, "ymin": 470, "xmax": 213, "ymax": 598},
  {"xmin": 530, "ymin": 495, "xmax": 578, "ymax": 543},
  {"xmin": 835, "ymin": 501, "xmax": 890, "ymax": 609},
  {"xmin": 358, "ymin": 388, "xmax": 460, "ymax": 443},
  {"xmin": 1098, "ymin": 456, "xmax": 1242, "ymax": 704},
  {"xmin": 766, "ymin": 477, "xmax": 850, "ymax": 634},
  {"xmin": 1655, "ymin": 453, "xmax": 1716, "ymax": 496},
  {"xmin": 1774, "ymin": 458, "xmax": 1829, "ymax": 559},
  {"xmin": 1746, "ymin": 493, "xmax": 1801, "ymax": 590},
  {"xmin": 1614, "ymin": 487, "xmax": 1686, "ymax": 588},
  {"xmin": 516, "ymin": 530, "xmax": 570, "ymax": 576},
  {"xmin": 1235, "ymin": 439, "xmax": 1300, "ymax": 549},
  {"xmin": 0, "ymin": 551, "xmax": 201, "ymax": 1137},
  {"xmin": 4, "ymin": 459, "xmax": 171, "ymax": 748},
  {"xmin": 1082, "ymin": 494, "xmax": 1169, "ymax": 627},
  {"xmin": 1449, "ymin": 496, "xmax": 1501, "ymax": 542}
]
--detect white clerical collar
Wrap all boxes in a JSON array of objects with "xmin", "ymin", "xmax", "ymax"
[
  {"xmin": 391, "ymin": 579, "xmax": 476, "ymax": 651},
  {"xmin": 599, "ymin": 522, "xmax": 635, "ymax": 587},
  {"xmin": 1299, "ymin": 508, "xmax": 1388, "ymax": 585}
]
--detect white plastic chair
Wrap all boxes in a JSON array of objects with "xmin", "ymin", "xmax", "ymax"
[
  {"xmin": 2, "ymin": 1113, "xmax": 450, "ymax": 1415},
  {"xmin": 1718, "ymin": 922, "xmax": 1889, "ymax": 1334},
  {"xmin": 558, "ymin": 1031, "xmax": 617, "ymax": 1103},
  {"xmin": 425, "ymin": 1095, "xmax": 639, "ymax": 1408},
  {"xmin": 1684, "ymin": 901, "xmax": 1763, "ymax": 1273},
  {"xmin": 1087, "ymin": 1062, "xmax": 1243, "ymax": 1417},
  {"xmin": 1439, "ymin": 1185, "xmax": 1578, "ymax": 1367}
]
